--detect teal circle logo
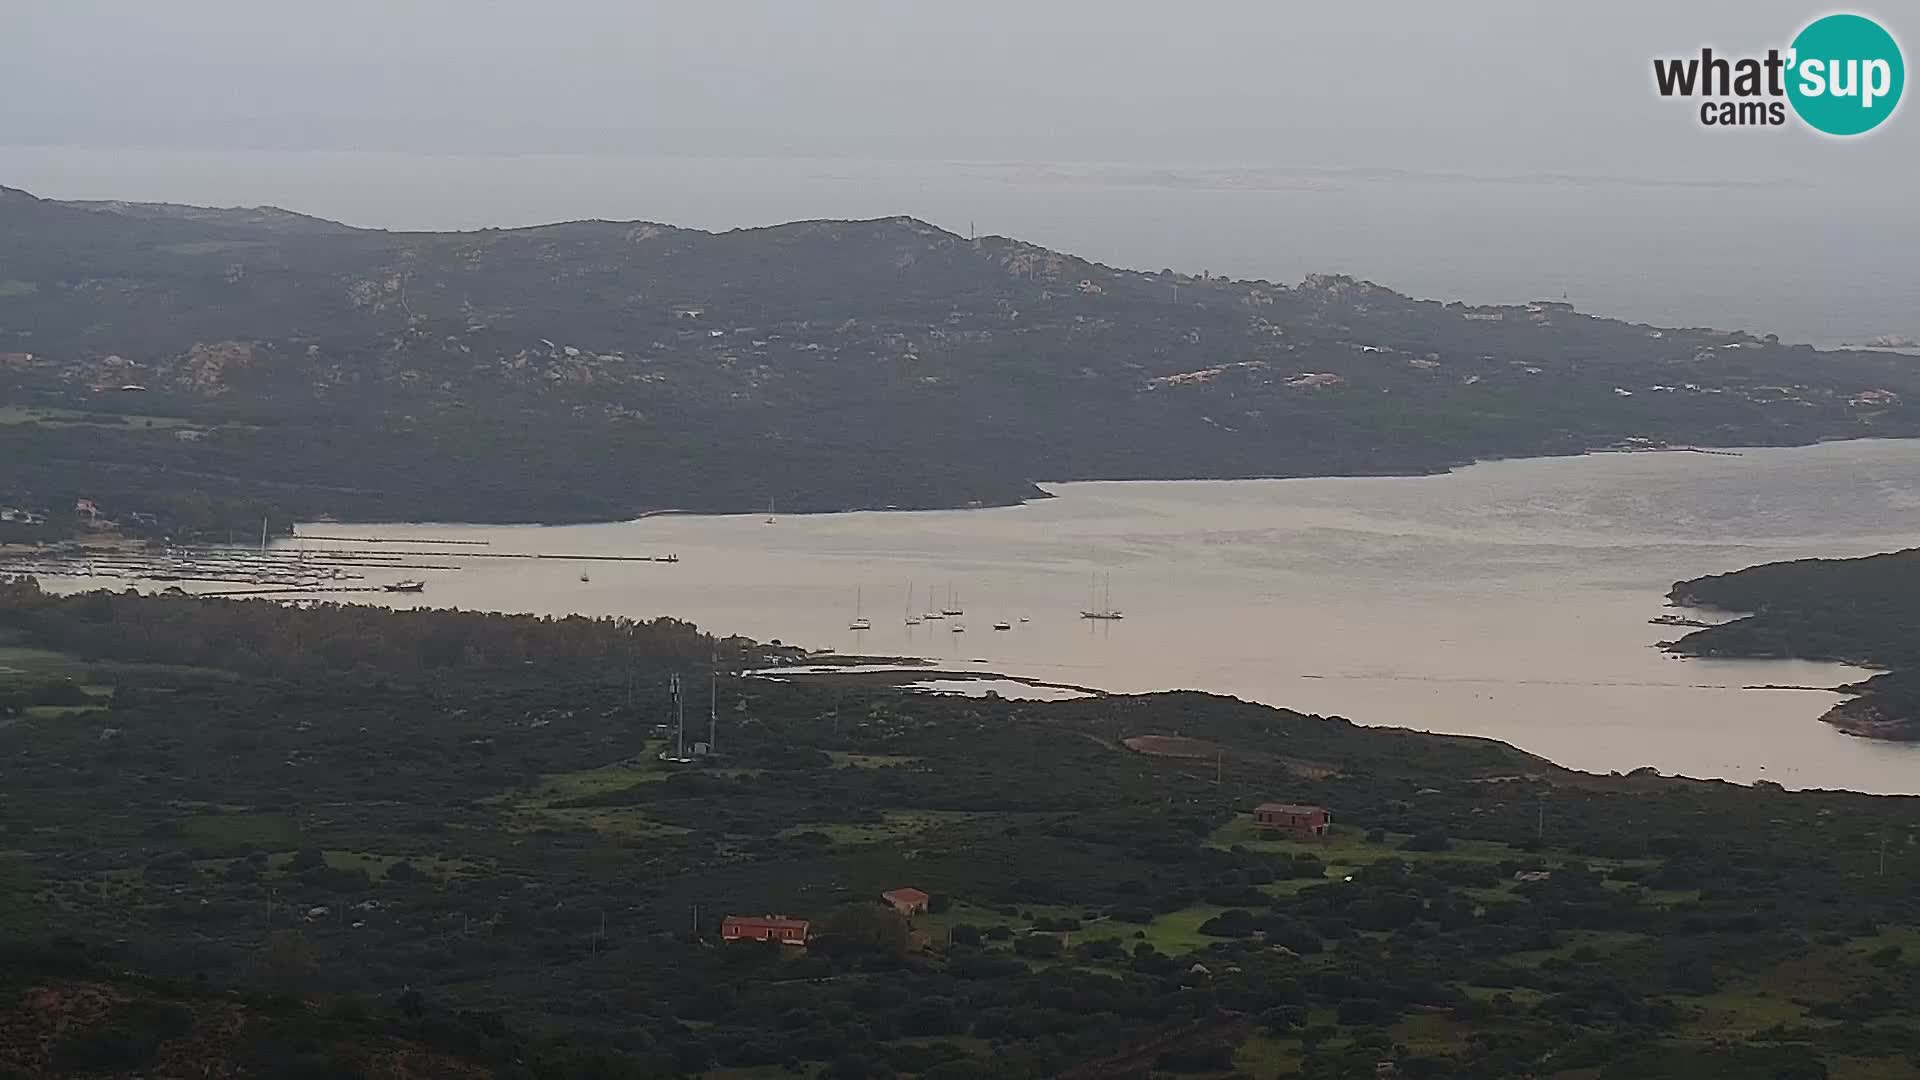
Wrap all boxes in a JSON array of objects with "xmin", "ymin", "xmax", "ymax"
[{"xmin": 1787, "ymin": 13, "xmax": 1904, "ymax": 135}]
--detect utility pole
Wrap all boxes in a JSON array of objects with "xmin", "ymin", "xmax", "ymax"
[
  {"xmin": 1879, "ymin": 829, "xmax": 1888, "ymax": 877},
  {"xmin": 709, "ymin": 670, "xmax": 717, "ymax": 753}
]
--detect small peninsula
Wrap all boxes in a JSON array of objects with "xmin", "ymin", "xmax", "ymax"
[{"xmin": 1665, "ymin": 548, "xmax": 1920, "ymax": 740}]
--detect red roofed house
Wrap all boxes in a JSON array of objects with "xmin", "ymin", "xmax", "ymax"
[
  {"xmin": 1254, "ymin": 803, "xmax": 1331, "ymax": 839},
  {"xmin": 721, "ymin": 914, "xmax": 810, "ymax": 945},
  {"xmin": 881, "ymin": 887, "xmax": 930, "ymax": 917}
]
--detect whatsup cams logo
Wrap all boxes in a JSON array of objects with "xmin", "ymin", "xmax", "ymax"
[{"xmin": 1653, "ymin": 12, "xmax": 1904, "ymax": 134}]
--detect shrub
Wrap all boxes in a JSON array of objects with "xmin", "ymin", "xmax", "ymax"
[{"xmin": 1013, "ymin": 934, "xmax": 1064, "ymax": 959}]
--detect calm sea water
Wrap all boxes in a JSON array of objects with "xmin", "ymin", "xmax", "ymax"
[
  {"xmin": 245, "ymin": 439, "xmax": 1920, "ymax": 794},
  {"xmin": 2, "ymin": 147, "xmax": 1915, "ymax": 345}
]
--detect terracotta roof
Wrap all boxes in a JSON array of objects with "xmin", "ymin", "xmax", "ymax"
[
  {"xmin": 722, "ymin": 914, "xmax": 810, "ymax": 931},
  {"xmin": 882, "ymin": 887, "xmax": 930, "ymax": 904},
  {"xmin": 1254, "ymin": 803, "xmax": 1326, "ymax": 815}
]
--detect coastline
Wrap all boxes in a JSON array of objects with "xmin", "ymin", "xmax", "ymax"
[
  {"xmin": 285, "ymin": 438, "xmax": 1819, "ymax": 530},
  {"xmin": 1661, "ymin": 586, "xmax": 1916, "ymax": 744}
]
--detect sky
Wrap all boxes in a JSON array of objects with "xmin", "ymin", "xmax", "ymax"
[{"xmin": 4, "ymin": 1, "xmax": 1914, "ymax": 182}]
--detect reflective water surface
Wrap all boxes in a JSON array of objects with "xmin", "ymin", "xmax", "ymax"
[{"xmin": 252, "ymin": 439, "xmax": 1920, "ymax": 792}]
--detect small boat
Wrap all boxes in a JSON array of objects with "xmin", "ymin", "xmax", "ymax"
[
  {"xmin": 579, "ymin": 572, "xmax": 591, "ymax": 582},
  {"xmin": 1018, "ymin": 616, "xmax": 1030, "ymax": 623},
  {"xmin": 950, "ymin": 623, "xmax": 966, "ymax": 633},
  {"xmin": 764, "ymin": 497, "xmax": 776, "ymax": 525},
  {"xmin": 941, "ymin": 583, "xmax": 964, "ymax": 616},
  {"xmin": 848, "ymin": 587, "xmax": 871, "ymax": 631},
  {"xmin": 385, "ymin": 580, "xmax": 425, "ymax": 593},
  {"xmin": 993, "ymin": 621, "xmax": 1011, "ymax": 631},
  {"xmin": 904, "ymin": 582, "xmax": 922, "ymax": 626}
]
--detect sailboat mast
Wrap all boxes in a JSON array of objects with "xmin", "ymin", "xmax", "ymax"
[{"xmin": 709, "ymin": 671, "xmax": 717, "ymax": 753}]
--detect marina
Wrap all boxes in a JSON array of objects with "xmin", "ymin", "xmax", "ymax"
[{"xmin": 0, "ymin": 530, "xmax": 683, "ymax": 595}]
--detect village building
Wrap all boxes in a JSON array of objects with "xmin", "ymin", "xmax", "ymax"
[
  {"xmin": 881, "ymin": 887, "xmax": 930, "ymax": 917},
  {"xmin": 1254, "ymin": 802, "xmax": 1331, "ymax": 838},
  {"xmin": 720, "ymin": 914, "xmax": 810, "ymax": 945}
]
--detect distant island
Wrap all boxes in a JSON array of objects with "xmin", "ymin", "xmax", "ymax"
[
  {"xmin": 1665, "ymin": 550, "xmax": 1920, "ymax": 740},
  {"xmin": 7, "ymin": 184, "xmax": 1920, "ymax": 541}
]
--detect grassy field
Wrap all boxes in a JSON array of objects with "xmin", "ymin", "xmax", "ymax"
[
  {"xmin": 0, "ymin": 630, "xmax": 228, "ymax": 688},
  {"xmin": 1234, "ymin": 1033, "xmax": 1304, "ymax": 1078},
  {"xmin": 826, "ymin": 751, "xmax": 921, "ymax": 768},
  {"xmin": 179, "ymin": 811, "xmax": 303, "ymax": 851},
  {"xmin": 0, "ymin": 636, "xmax": 91, "ymax": 680},
  {"xmin": 1210, "ymin": 816, "xmax": 1527, "ymax": 867},
  {"xmin": 916, "ymin": 899, "xmax": 1239, "ymax": 957},
  {"xmin": 779, "ymin": 809, "xmax": 981, "ymax": 847},
  {"xmin": 263, "ymin": 849, "xmax": 479, "ymax": 882},
  {"xmin": 506, "ymin": 750, "xmax": 774, "ymax": 837}
]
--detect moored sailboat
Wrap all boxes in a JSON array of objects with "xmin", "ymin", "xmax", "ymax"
[{"xmin": 1080, "ymin": 573, "xmax": 1123, "ymax": 620}]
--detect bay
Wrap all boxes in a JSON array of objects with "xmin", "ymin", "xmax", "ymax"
[{"xmin": 258, "ymin": 439, "xmax": 1920, "ymax": 793}]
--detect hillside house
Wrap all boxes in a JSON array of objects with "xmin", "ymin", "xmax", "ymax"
[
  {"xmin": 881, "ymin": 887, "xmax": 930, "ymax": 917},
  {"xmin": 721, "ymin": 914, "xmax": 810, "ymax": 945},
  {"xmin": 1254, "ymin": 803, "xmax": 1331, "ymax": 838}
]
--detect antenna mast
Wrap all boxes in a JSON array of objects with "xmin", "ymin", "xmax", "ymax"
[{"xmin": 673, "ymin": 673, "xmax": 685, "ymax": 758}]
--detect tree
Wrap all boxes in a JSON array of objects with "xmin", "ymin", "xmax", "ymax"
[
  {"xmin": 1013, "ymin": 934, "xmax": 1063, "ymax": 959},
  {"xmin": 819, "ymin": 903, "xmax": 910, "ymax": 959}
]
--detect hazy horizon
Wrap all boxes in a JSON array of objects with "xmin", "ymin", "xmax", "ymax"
[
  {"xmin": 6, "ymin": 3, "xmax": 1916, "ymax": 342},
  {"xmin": 7, "ymin": 2, "xmax": 1916, "ymax": 181}
]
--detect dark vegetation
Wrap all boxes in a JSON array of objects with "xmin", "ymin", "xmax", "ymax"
[
  {"xmin": 5, "ymin": 584, "xmax": 1920, "ymax": 1077},
  {"xmin": 7, "ymin": 185, "xmax": 1920, "ymax": 538},
  {"xmin": 1668, "ymin": 549, "xmax": 1920, "ymax": 741}
]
